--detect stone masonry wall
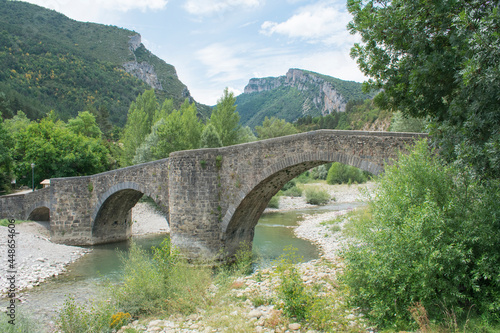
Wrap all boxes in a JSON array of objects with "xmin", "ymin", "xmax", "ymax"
[{"xmin": 168, "ymin": 130, "xmax": 426, "ymax": 259}]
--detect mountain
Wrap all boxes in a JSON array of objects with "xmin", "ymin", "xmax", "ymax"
[
  {"xmin": 236, "ymin": 68, "xmax": 375, "ymax": 128},
  {"xmin": 0, "ymin": 0, "xmax": 209, "ymax": 125}
]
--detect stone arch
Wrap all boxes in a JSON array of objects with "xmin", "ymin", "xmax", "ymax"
[
  {"xmin": 221, "ymin": 151, "xmax": 381, "ymax": 257},
  {"xmin": 91, "ymin": 182, "xmax": 165, "ymax": 244},
  {"xmin": 26, "ymin": 201, "xmax": 51, "ymax": 222}
]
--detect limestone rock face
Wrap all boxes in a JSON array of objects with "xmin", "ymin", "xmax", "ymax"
[
  {"xmin": 122, "ymin": 61, "xmax": 163, "ymax": 90},
  {"xmin": 122, "ymin": 34, "xmax": 163, "ymax": 90},
  {"xmin": 244, "ymin": 68, "xmax": 348, "ymax": 115}
]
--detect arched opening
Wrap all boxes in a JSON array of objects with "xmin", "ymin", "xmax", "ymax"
[
  {"xmin": 92, "ymin": 189, "xmax": 144, "ymax": 244},
  {"xmin": 28, "ymin": 206, "xmax": 50, "ymax": 221},
  {"xmin": 223, "ymin": 160, "xmax": 326, "ymax": 258},
  {"xmin": 130, "ymin": 196, "xmax": 170, "ymax": 235},
  {"xmin": 222, "ymin": 154, "xmax": 377, "ymax": 259}
]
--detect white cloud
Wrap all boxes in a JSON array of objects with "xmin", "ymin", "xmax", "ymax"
[
  {"xmin": 196, "ymin": 43, "xmax": 246, "ymax": 82},
  {"xmin": 23, "ymin": 0, "xmax": 168, "ymax": 23},
  {"xmin": 184, "ymin": 0, "xmax": 262, "ymax": 16},
  {"xmin": 260, "ymin": 1, "xmax": 357, "ymax": 46}
]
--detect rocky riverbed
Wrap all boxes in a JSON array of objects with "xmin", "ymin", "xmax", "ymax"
[
  {"xmin": 0, "ymin": 201, "xmax": 169, "ymax": 295},
  {"xmin": 1, "ymin": 182, "xmax": 375, "ymax": 332},
  {"xmin": 119, "ymin": 182, "xmax": 376, "ymax": 333}
]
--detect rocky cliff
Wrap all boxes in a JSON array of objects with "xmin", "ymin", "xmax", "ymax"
[{"xmin": 243, "ymin": 69, "xmax": 360, "ymax": 116}]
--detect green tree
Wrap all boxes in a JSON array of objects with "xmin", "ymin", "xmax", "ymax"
[
  {"xmin": 67, "ymin": 111, "xmax": 102, "ymax": 139},
  {"xmin": 3, "ymin": 110, "xmax": 31, "ymax": 134},
  {"xmin": 120, "ymin": 90, "xmax": 159, "ymax": 166},
  {"xmin": 210, "ymin": 88, "xmax": 240, "ymax": 146},
  {"xmin": 133, "ymin": 119, "xmax": 164, "ymax": 164},
  {"xmin": 255, "ymin": 116, "xmax": 298, "ymax": 139},
  {"xmin": 389, "ymin": 111, "xmax": 427, "ymax": 133},
  {"xmin": 341, "ymin": 141, "xmax": 500, "ymax": 329},
  {"xmin": 13, "ymin": 116, "xmax": 110, "ymax": 188},
  {"xmin": 200, "ymin": 123, "xmax": 222, "ymax": 148},
  {"xmin": 347, "ymin": 0, "xmax": 500, "ymax": 178},
  {"xmin": 0, "ymin": 116, "xmax": 13, "ymax": 193},
  {"xmin": 326, "ymin": 162, "xmax": 367, "ymax": 185},
  {"xmin": 236, "ymin": 126, "xmax": 257, "ymax": 144},
  {"xmin": 152, "ymin": 99, "xmax": 202, "ymax": 158}
]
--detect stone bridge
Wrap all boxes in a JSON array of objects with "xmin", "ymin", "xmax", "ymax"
[{"xmin": 0, "ymin": 130, "xmax": 426, "ymax": 260}]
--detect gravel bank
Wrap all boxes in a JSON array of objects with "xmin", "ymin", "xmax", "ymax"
[
  {"xmin": 0, "ymin": 201, "xmax": 169, "ymax": 295},
  {"xmin": 0, "ymin": 222, "xmax": 90, "ymax": 294}
]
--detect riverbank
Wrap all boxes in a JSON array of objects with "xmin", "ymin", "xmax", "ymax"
[
  {"xmin": 120, "ymin": 182, "xmax": 376, "ymax": 333},
  {"xmin": 3, "ymin": 182, "xmax": 374, "ymax": 331},
  {"xmin": 0, "ymin": 201, "xmax": 169, "ymax": 296}
]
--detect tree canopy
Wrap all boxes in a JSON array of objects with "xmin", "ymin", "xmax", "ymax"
[
  {"xmin": 255, "ymin": 116, "xmax": 298, "ymax": 139},
  {"xmin": 347, "ymin": 0, "xmax": 500, "ymax": 178},
  {"xmin": 12, "ymin": 115, "xmax": 111, "ymax": 188},
  {"xmin": 210, "ymin": 88, "xmax": 240, "ymax": 146}
]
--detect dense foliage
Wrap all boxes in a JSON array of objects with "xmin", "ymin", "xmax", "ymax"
[
  {"xmin": 326, "ymin": 162, "xmax": 368, "ymax": 185},
  {"xmin": 209, "ymin": 88, "xmax": 240, "ymax": 146},
  {"xmin": 11, "ymin": 113, "xmax": 111, "ymax": 188},
  {"xmin": 341, "ymin": 141, "xmax": 500, "ymax": 329},
  {"xmin": 295, "ymin": 99, "xmax": 392, "ymax": 132},
  {"xmin": 0, "ymin": 0, "xmax": 206, "ymax": 126},
  {"xmin": 0, "ymin": 116, "xmax": 13, "ymax": 193},
  {"xmin": 255, "ymin": 116, "xmax": 298, "ymax": 139},
  {"xmin": 347, "ymin": 0, "xmax": 500, "ymax": 179}
]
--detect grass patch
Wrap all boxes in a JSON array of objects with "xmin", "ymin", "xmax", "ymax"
[
  {"xmin": 0, "ymin": 308, "xmax": 41, "ymax": 333},
  {"xmin": 0, "ymin": 219, "xmax": 31, "ymax": 226}
]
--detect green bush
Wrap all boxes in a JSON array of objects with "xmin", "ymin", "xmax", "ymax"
[
  {"xmin": 57, "ymin": 296, "xmax": 116, "ymax": 333},
  {"xmin": 341, "ymin": 140, "xmax": 500, "ymax": 329},
  {"xmin": 326, "ymin": 162, "xmax": 368, "ymax": 185},
  {"xmin": 310, "ymin": 164, "xmax": 330, "ymax": 180},
  {"xmin": 274, "ymin": 246, "xmax": 309, "ymax": 320},
  {"xmin": 267, "ymin": 195, "xmax": 280, "ymax": 208},
  {"xmin": 111, "ymin": 239, "xmax": 212, "ymax": 316},
  {"xmin": 305, "ymin": 187, "xmax": 330, "ymax": 205},
  {"xmin": 282, "ymin": 185, "xmax": 302, "ymax": 197}
]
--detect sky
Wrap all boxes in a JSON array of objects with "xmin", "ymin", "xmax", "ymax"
[{"xmin": 21, "ymin": 0, "xmax": 366, "ymax": 105}]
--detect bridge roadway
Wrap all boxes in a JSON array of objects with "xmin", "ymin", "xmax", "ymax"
[{"xmin": 0, "ymin": 130, "xmax": 426, "ymax": 260}]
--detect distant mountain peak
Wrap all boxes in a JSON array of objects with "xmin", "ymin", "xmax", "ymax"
[{"xmin": 237, "ymin": 69, "xmax": 373, "ymax": 128}]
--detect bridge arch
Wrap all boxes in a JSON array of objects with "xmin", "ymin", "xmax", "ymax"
[
  {"xmin": 25, "ymin": 201, "xmax": 51, "ymax": 222},
  {"xmin": 91, "ymin": 181, "xmax": 166, "ymax": 244},
  {"xmin": 221, "ymin": 151, "xmax": 382, "ymax": 257}
]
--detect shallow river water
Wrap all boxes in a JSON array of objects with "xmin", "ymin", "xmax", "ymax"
[{"xmin": 12, "ymin": 201, "xmax": 361, "ymax": 327}]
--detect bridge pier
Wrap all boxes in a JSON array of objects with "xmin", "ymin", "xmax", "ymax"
[{"xmin": 168, "ymin": 150, "xmax": 224, "ymax": 260}]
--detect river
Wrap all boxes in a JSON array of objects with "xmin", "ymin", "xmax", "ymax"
[{"xmin": 12, "ymin": 201, "xmax": 361, "ymax": 328}]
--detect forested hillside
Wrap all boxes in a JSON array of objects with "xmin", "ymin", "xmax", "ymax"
[
  {"xmin": 236, "ymin": 69, "xmax": 374, "ymax": 128},
  {"xmin": 0, "ymin": 0, "xmax": 209, "ymax": 125}
]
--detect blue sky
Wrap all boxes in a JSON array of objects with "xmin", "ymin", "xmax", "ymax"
[{"xmin": 22, "ymin": 0, "xmax": 365, "ymax": 105}]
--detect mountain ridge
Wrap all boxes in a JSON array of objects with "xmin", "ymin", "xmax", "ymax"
[
  {"xmin": 236, "ymin": 69, "xmax": 374, "ymax": 128},
  {"xmin": 0, "ymin": 0, "xmax": 209, "ymax": 125}
]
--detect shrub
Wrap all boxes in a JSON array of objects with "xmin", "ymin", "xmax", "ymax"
[
  {"xmin": 267, "ymin": 195, "xmax": 280, "ymax": 208},
  {"xmin": 281, "ymin": 179, "xmax": 297, "ymax": 192},
  {"xmin": 326, "ymin": 162, "xmax": 368, "ymax": 185},
  {"xmin": 341, "ymin": 140, "xmax": 500, "ymax": 329},
  {"xmin": 305, "ymin": 187, "xmax": 330, "ymax": 205},
  {"xmin": 282, "ymin": 185, "xmax": 302, "ymax": 197},
  {"xmin": 57, "ymin": 295, "xmax": 115, "ymax": 333},
  {"xmin": 274, "ymin": 246, "xmax": 309, "ymax": 320},
  {"xmin": 111, "ymin": 239, "xmax": 212, "ymax": 316},
  {"xmin": 310, "ymin": 164, "xmax": 330, "ymax": 180}
]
